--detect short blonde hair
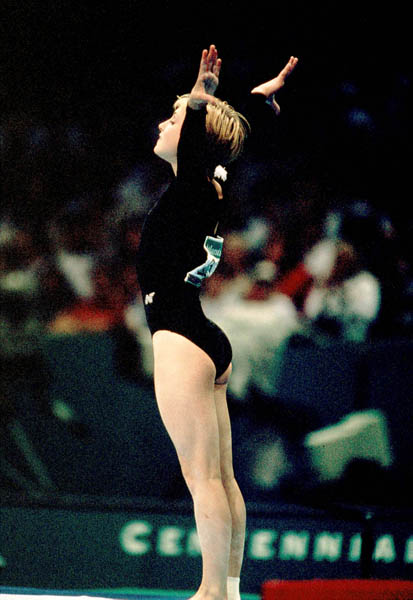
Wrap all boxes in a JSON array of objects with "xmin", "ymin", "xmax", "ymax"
[{"xmin": 175, "ymin": 95, "xmax": 250, "ymax": 168}]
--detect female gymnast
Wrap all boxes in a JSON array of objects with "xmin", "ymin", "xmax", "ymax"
[{"xmin": 136, "ymin": 45, "xmax": 298, "ymax": 600}]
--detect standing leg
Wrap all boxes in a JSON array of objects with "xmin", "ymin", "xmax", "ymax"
[
  {"xmin": 152, "ymin": 330, "xmax": 232, "ymax": 600},
  {"xmin": 215, "ymin": 365, "xmax": 246, "ymax": 593}
]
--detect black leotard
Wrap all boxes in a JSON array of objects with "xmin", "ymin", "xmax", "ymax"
[{"xmin": 136, "ymin": 94, "xmax": 269, "ymax": 378}]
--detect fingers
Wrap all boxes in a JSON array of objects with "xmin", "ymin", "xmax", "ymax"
[
  {"xmin": 206, "ymin": 44, "xmax": 218, "ymax": 70},
  {"xmin": 280, "ymin": 56, "xmax": 298, "ymax": 80},
  {"xmin": 200, "ymin": 44, "xmax": 221, "ymax": 75},
  {"xmin": 213, "ymin": 57, "xmax": 222, "ymax": 78}
]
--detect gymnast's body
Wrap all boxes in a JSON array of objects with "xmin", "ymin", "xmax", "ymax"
[{"xmin": 136, "ymin": 45, "xmax": 298, "ymax": 600}]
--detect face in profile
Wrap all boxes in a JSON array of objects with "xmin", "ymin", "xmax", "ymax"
[{"xmin": 153, "ymin": 100, "xmax": 187, "ymax": 168}]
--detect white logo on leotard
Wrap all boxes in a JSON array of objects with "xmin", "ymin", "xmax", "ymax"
[{"xmin": 145, "ymin": 292, "xmax": 155, "ymax": 305}]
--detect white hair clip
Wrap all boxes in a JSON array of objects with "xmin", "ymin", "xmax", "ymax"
[{"xmin": 213, "ymin": 165, "xmax": 227, "ymax": 182}]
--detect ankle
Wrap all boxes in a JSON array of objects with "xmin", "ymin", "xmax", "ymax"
[
  {"xmin": 190, "ymin": 591, "xmax": 225, "ymax": 600},
  {"xmin": 227, "ymin": 576, "xmax": 241, "ymax": 600}
]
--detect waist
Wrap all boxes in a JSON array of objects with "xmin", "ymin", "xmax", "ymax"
[
  {"xmin": 142, "ymin": 283, "xmax": 201, "ymax": 306},
  {"xmin": 142, "ymin": 285, "xmax": 205, "ymax": 336}
]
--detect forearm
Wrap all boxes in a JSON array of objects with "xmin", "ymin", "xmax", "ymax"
[{"xmin": 251, "ymin": 81, "xmax": 276, "ymax": 98}]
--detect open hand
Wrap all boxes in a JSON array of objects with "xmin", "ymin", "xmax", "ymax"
[
  {"xmin": 189, "ymin": 44, "xmax": 222, "ymax": 108},
  {"xmin": 251, "ymin": 56, "xmax": 298, "ymax": 115}
]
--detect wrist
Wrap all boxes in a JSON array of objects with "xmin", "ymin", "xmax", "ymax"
[
  {"xmin": 188, "ymin": 96, "xmax": 208, "ymax": 110},
  {"xmin": 188, "ymin": 90, "xmax": 217, "ymax": 110},
  {"xmin": 251, "ymin": 82, "xmax": 271, "ymax": 97}
]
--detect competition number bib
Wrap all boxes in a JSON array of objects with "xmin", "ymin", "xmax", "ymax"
[{"xmin": 184, "ymin": 235, "xmax": 223, "ymax": 288}]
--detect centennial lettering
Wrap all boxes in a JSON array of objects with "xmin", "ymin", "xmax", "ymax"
[
  {"xmin": 404, "ymin": 536, "xmax": 413, "ymax": 564},
  {"xmin": 348, "ymin": 533, "xmax": 362, "ymax": 562},
  {"xmin": 157, "ymin": 526, "xmax": 185, "ymax": 556},
  {"xmin": 373, "ymin": 534, "xmax": 396, "ymax": 563},
  {"xmin": 279, "ymin": 531, "xmax": 309, "ymax": 561},
  {"xmin": 117, "ymin": 519, "xmax": 413, "ymax": 567},
  {"xmin": 313, "ymin": 533, "xmax": 343, "ymax": 562},
  {"xmin": 119, "ymin": 520, "xmax": 152, "ymax": 555},
  {"xmin": 247, "ymin": 530, "xmax": 277, "ymax": 560}
]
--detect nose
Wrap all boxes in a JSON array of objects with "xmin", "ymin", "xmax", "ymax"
[{"xmin": 158, "ymin": 119, "xmax": 168, "ymax": 132}]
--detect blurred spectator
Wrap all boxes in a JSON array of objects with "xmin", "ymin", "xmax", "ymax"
[
  {"xmin": 48, "ymin": 259, "xmax": 126, "ymax": 334},
  {"xmin": 0, "ymin": 224, "xmax": 43, "ymax": 299},
  {"xmin": 47, "ymin": 257, "xmax": 147, "ymax": 382},
  {"xmin": 50, "ymin": 198, "xmax": 111, "ymax": 301},
  {"xmin": 278, "ymin": 200, "xmax": 386, "ymax": 343},
  {"xmin": 37, "ymin": 259, "xmax": 77, "ymax": 323},
  {"xmin": 303, "ymin": 239, "xmax": 381, "ymax": 342},
  {"xmin": 115, "ymin": 222, "xmax": 154, "ymax": 379},
  {"xmin": 115, "ymin": 215, "xmax": 144, "ymax": 268},
  {"xmin": 244, "ymin": 222, "xmax": 286, "ymax": 302}
]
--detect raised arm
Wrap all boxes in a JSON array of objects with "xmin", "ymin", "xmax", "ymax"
[{"xmin": 251, "ymin": 56, "xmax": 298, "ymax": 115}]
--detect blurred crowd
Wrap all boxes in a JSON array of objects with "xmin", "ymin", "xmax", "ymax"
[{"xmin": 1, "ymin": 112, "xmax": 412, "ymax": 404}]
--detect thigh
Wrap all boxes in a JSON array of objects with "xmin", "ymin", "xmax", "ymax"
[{"xmin": 152, "ymin": 330, "xmax": 221, "ymax": 479}]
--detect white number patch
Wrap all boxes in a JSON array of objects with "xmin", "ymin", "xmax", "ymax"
[{"xmin": 184, "ymin": 235, "xmax": 224, "ymax": 288}]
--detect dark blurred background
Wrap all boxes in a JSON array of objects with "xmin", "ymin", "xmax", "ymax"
[{"xmin": 1, "ymin": 2, "xmax": 411, "ymax": 223}]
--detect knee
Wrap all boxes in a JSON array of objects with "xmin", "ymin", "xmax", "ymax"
[
  {"xmin": 221, "ymin": 471, "xmax": 237, "ymax": 493},
  {"xmin": 180, "ymin": 461, "xmax": 222, "ymax": 497},
  {"xmin": 222, "ymin": 473, "xmax": 245, "ymax": 504}
]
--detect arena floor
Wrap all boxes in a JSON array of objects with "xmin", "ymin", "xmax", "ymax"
[{"xmin": 0, "ymin": 588, "xmax": 259, "ymax": 600}]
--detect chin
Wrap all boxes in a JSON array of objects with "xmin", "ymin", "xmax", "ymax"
[{"xmin": 154, "ymin": 143, "xmax": 166, "ymax": 161}]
